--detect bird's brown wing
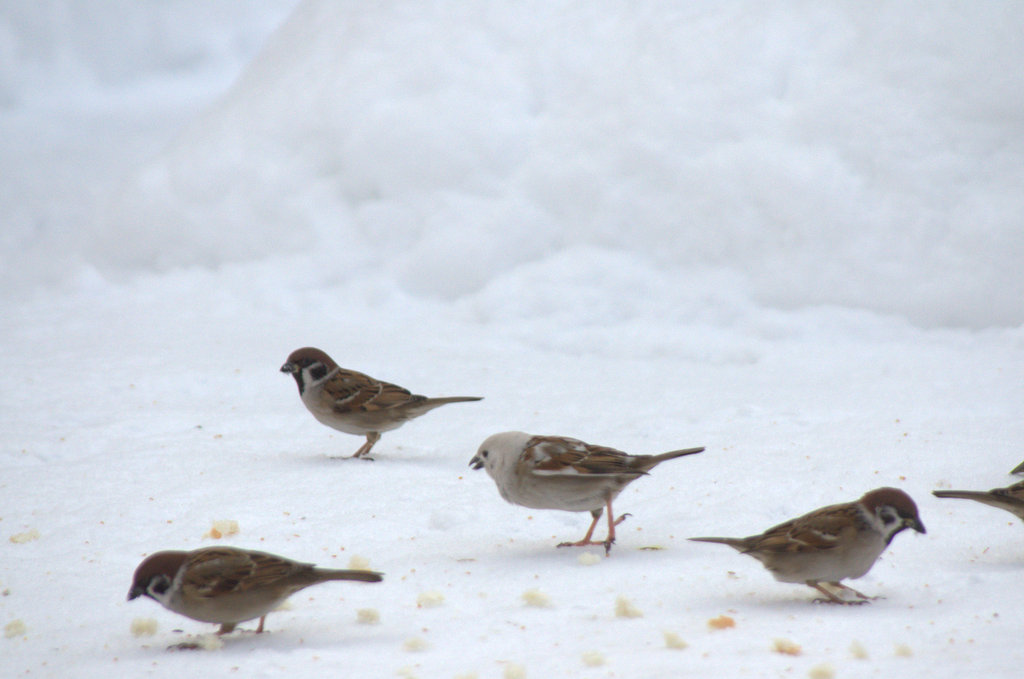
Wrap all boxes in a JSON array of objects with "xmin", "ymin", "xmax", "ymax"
[
  {"xmin": 322, "ymin": 368, "xmax": 423, "ymax": 412},
  {"xmin": 751, "ymin": 503, "xmax": 859, "ymax": 554},
  {"xmin": 522, "ymin": 436, "xmax": 643, "ymax": 477},
  {"xmin": 182, "ymin": 547, "xmax": 307, "ymax": 598}
]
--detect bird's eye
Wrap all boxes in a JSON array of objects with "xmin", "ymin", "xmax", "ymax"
[
  {"xmin": 481, "ymin": 450, "xmax": 489, "ymax": 458},
  {"xmin": 879, "ymin": 508, "xmax": 898, "ymax": 525}
]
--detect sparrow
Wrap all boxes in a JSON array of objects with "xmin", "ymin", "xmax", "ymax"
[
  {"xmin": 128, "ymin": 546, "xmax": 383, "ymax": 635},
  {"xmin": 1011, "ymin": 461, "xmax": 1024, "ymax": 475},
  {"xmin": 933, "ymin": 479, "xmax": 1024, "ymax": 522},
  {"xmin": 280, "ymin": 347, "xmax": 483, "ymax": 459},
  {"xmin": 689, "ymin": 487, "xmax": 925, "ymax": 604},
  {"xmin": 469, "ymin": 431, "xmax": 705, "ymax": 554}
]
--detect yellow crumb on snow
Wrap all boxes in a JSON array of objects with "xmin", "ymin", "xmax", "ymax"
[
  {"xmin": 808, "ymin": 663, "xmax": 835, "ymax": 679},
  {"xmin": 663, "ymin": 631, "xmax": 689, "ymax": 650},
  {"xmin": 453, "ymin": 673, "xmax": 479, "ymax": 679},
  {"xmin": 614, "ymin": 595, "xmax": 643, "ymax": 618},
  {"xmin": 403, "ymin": 636, "xmax": 429, "ymax": 652},
  {"xmin": 772, "ymin": 638, "xmax": 802, "ymax": 656},
  {"xmin": 417, "ymin": 591, "xmax": 445, "ymax": 608},
  {"xmin": 521, "ymin": 589, "xmax": 551, "ymax": 608},
  {"xmin": 9, "ymin": 529, "xmax": 39, "ymax": 544},
  {"xmin": 195, "ymin": 634, "xmax": 224, "ymax": 651},
  {"xmin": 503, "ymin": 663, "xmax": 526, "ymax": 679},
  {"xmin": 355, "ymin": 608, "xmax": 380, "ymax": 624},
  {"xmin": 577, "ymin": 552, "xmax": 602, "ymax": 566},
  {"xmin": 895, "ymin": 643, "xmax": 913, "ymax": 657},
  {"xmin": 348, "ymin": 554, "xmax": 371, "ymax": 570},
  {"xmin": 707, "ymin": 614, "xmax": 735, "ymax": 630},
  {"xmin": 4, "ymin": 619, "xmax": 27, "ymax": 638},
  {"xmin": 581, "ymin": 651, "xmax": 606, "ymax": 667},
  {"xmin": 129, "ymin": 618, "xmax": 158, "ymax": 637},
  {"xmin": 849, "ymin": 640, "xmax": 869, "ymax": 659},
  {"xmin": 203, "ymin": 520, "xmax": 239, "ymax": 540}
]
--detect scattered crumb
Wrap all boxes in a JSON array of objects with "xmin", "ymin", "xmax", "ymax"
[
  {"xmin": 403, "ymin": 637, "xmax": 429, "ymax": 652},
  {"xmin": 521, "ymin": 589, "xmax": 552, "ymax": 608},
  {"xmin": 4, "ymin": 619, "xmax": 27, "ymax": 638},
  {"xmin": 203, "ymin": 520, "xmax": 239, "ymax": 540},
  {"xmin": 396, "ymin": 667, "xmax": 418, "ymax": 679},
  {"xmin": 850, "ymin": 640, "xmax": 868, "ymax": 659},
  {"xmin": 355, "ymin": 608, "xmax": 380, "ymax": 625},
  {"xmin": 808, "ymin": 663, "xmax": 835, "ymax": 679},
  {"xmin": 772, "ymin": 638, "xmax": 802, "ymax": 656},
  {"xmin": 417, "ymin": 591, "xmax": 445, "ymax": 608},
  {"xmin": 503, "ymin": 663, "xmax": 526, "ymax": 679},
  {"xmin": 581, "ymin": 650, "xmax": 606, "ymax": 667},
  {"xmin": 614, "ymin": 595, "xmax": 643, "ymax": 619},
  {"xmin": 707, "ymin": 615, "xmax": 735, "ymax": 630},
  {"xmin": 453, "ymin": 673, "xmax": 479, "ymax": 679},
  {"xmin": 9, "ymin": 529, "xmax": 40, "ymax": 544},
  {"xmin": 663, "ymin": 631, "xmax": 688, "ymax": 650},
  {"xmin": 348, "ymin": 554, "xmax": 371, "ymax": 570},
  {"xmin": 895, "ymin": 643, "xmax": 913, "ymax": 657},
  {"xmin": 577, "ymin": 552, "xmax": 601, "ymax": 566},
  {"xmin": 130, "ymin": 618, "xmax": 158, "ymax": 637}
]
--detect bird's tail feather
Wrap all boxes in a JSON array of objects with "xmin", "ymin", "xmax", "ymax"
[
  {"xmin": 315, "ymin": 569, "xmax": 384, "ymax": 583},
  {"xmin": 688, "ymin": 536, "xmax": 747, "ymax": 551}
]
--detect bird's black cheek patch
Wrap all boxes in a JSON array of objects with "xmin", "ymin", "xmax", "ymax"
[{"xmin": 310, "ymin": 364, "xmax": 328, "ymax": 381}]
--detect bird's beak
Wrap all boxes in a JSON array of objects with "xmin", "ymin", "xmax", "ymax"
[
  {"xmin": 127, "ymin": 585, "xmax": 144, "ymax": 601},
  {"xmin": 908, "ymin": 517, "xmax": 926, "ymax": 534},
  {"xmin": 469, "ymin": 455, "xmax": 484, "ymax": 470},
  {"xmin": 280, "ymin": 362, "xmax": 298, "ymax": 374}
]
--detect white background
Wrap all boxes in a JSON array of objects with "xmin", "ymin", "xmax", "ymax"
[{"xmin": 3, "ymin": 2, "xmax": 1023, "ymax": 677}]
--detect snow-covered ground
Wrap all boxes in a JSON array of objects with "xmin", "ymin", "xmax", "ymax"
[{"xmin": 3, "ymin": 1, "xmax": 1023, "ymax": 677}]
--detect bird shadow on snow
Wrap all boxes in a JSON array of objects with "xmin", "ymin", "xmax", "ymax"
[
  {"xmin": 135, "ymin": 621, "xmax": 399, "ymax": 655},
  {"xmin": 284, "ymin": 446, "xmax": 461, "ymax": 469}
]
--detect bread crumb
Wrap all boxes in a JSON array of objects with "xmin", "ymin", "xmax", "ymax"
[
  {"xmin": 581, "ymin": 651, "xmax": 606, "ymax": 667},
  {"xmin": 663, "ymin": 631, "xmax": 688, "ymax": 650},
  {"xmin": 355, "ymin": 608, "xmax": 380, "ymax": 625},
  {"xmin": 453, "ymin": 673, "xmax": 479, "ymax": 679},
  {"xmin": 849, "ymin": 640, "xmax": 868, "ymax": 659},
  {"xmin": 808, "ymin": 663, "xmax": 835, "ymax": 679},
  {"xmin": 503, "ymin": 663, "xmax": 526, "ymax": 679},
  {"xmin": 772, "ymin": 638, "xmax": 802, "ymax": 656},
  {"xmin": 4, "ymin": 619, "xmax": 27, "ymax": 638},
  {"xmin": 9, "ymin": 529, "xmax": 39, "ymax": 544},
  {"xmin": 707, "ymin": 614, "xmax": 735, "ymax": 630},
  {"xmin": 129, "ymin": 618, "xmax": 158, "ymax": 637},
  {"xmin": 521, "ymin": 589, "xmax": 551, "ymax": 608},
  {"xmin": 577, "ymin": 552, "xmax": 601, "ymax": 566},
  {"xmin": 614, "ymin": 595, "xmax": 643, "ymax": 618},
  {"xmin": 403, "ymin": 636, "xmax": 429, "ymax": 652},
  {"xmin": 196, "ymin": 634, "xmax": 223, "ymax": 651},
  {"xmin": 894, "ymin": 643, "xmax": 913, "ymax": 657},
  {"xmin": 396, "ymin": 667, "xmax": 418, "ymax": 679},
  {"xmin": 203, "ymin": 520, "xmax": 238, "ymax": 540},
  {"xmin": 417, "ymin": 591, "xmax": 445, "ymax": 608},
  {"xmin": 347, "ymin": 554, "xmax": 371, "ymax": 570}
]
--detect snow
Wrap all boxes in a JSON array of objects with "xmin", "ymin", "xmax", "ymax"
[{"xmin": 2, "ymin": 1, "xmax": 1023, "ymax": 677}]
